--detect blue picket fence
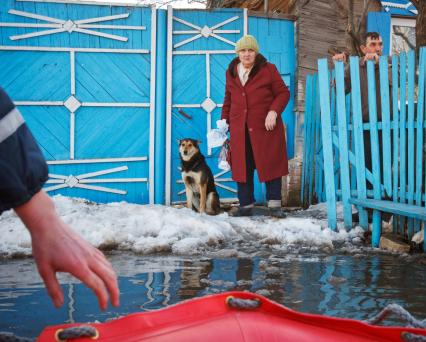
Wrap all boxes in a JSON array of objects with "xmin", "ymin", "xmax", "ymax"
[{"xmin": 302, "ymin": 47, "xmax": 426, "ymax": 251}]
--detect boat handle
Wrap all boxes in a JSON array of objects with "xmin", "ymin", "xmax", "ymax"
[
  {"xmin": 226, "ymin": 296, "xmax": 261, "ymax": 310},
  {"xmin": 401, "ymin": 332, "xmax": 426, "ymax": 342},
  {"xmin": 55, "ymin": 325, "xmax": 99, "ymax": 341}
]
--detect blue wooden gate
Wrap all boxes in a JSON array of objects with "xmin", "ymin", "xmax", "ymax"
[
  {"xmin": 166, "ymin": 8, "xmax": 296, "ymax": 204},
  {"xmin": 0, "ymin": 0, "xmax": 155, "ymax": 204},
  {"xmin": 0, "ymin": 1, "xmax": 296, "ymax": 206}
]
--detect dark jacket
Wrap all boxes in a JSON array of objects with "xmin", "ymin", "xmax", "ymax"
[
  {"xmin": 344, "ymin": 58, "xmax": 393, "ymax": 122},
  {"xmin": 221, "ymin": 54, "xmax": 290, "ymax": 182},
  {"xmin": 0, "ymin": 87, "xmax": 48, "ymax": 214}
]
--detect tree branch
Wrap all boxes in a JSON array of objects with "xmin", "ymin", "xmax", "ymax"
[
  {"xmin": 348, "ymin": 0, "xmax": 355, "ymax": 35},
  {"xmin": 393, "ymin": 27, "xmax": 416, "ymax": 50},
  {"xmin": 330, "ymin": 0, "xmax": 348, "ymax": 19},
  {"xmin": 287, "ymin": 0, "xmax": 311, "ymax": 13},
  {"xmin": 287, "ymin": 0, "xmax": 297, "ymax": 12},
  {"xmin": 357, "ymin": 0, "xmax": 373, "ymax": 33},
  {"xmin": 347, "ymin": 28, "xmax": 362, "ymax": 55},
  {"xmin": 301, "ymin": 0, "xmax": 311, "ymax": 8}
]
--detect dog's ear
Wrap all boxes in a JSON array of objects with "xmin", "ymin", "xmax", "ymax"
[
  {"xmin": 190, "ymin": 139, "xmax": 201, "ymax": 147},
  {"xmin": 177, "ymin": 139, "xmax": 182, "ymax": 145}
]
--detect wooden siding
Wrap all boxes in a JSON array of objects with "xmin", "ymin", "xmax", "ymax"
[
  {"xmin": 295, "ymin": 0, "xmax": 382, "ymax": 112},
  {"xmin": 209, "ymin": 0, "xmax": 291, "ymax": 13}
]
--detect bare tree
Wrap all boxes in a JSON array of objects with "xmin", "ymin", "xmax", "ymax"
[
  {"xmin": 287, "ymin": 0, "xmax": 311, "ymax": 13},
  {"xmin": 393, "ymin": 27, "xmax": 415, "ymax": 51},
  {"xmin": 328, "ymin": 0, "xmax": 374, "ymax": 55},
  {"xmin": 411, "ymin": 0, "xmax": 426, "ymax": 49},
  {"xmin": 243, "ymin": 0, "xmax": 370, "ymax": 55}
]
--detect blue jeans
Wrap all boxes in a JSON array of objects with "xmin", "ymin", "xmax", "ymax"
[{"xmin": 237, "ymin": 127, "xmax": 282, "ymax": 207}]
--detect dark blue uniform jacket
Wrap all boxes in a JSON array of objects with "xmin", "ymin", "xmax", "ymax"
[{"xmin": 0, "ymin": 87, "xmax": 48, "ymax": 214}]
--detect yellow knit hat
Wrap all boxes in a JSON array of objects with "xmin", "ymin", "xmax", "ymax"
[{"xmin": 235, "ymin": 35, "xmax": 259, "ymax": 53}]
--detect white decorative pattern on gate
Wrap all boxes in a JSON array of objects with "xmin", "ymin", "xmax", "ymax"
[
  {"xmin": 0, "ymin": 4, "xmax": 156, "ymax": 201},
  {"xmin": 172, "ymin": 15, "xmax": 240, "ymax": 49},
  {"xmin": 0, "ymin": 45, "xmax": 151, "ymax": 195},
  {"xmin": 1, "ymin": 9, "xmax": 145, "ymax": 41}
]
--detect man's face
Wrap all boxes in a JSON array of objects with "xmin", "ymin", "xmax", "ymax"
[{"xmin": 362, "ymin": 36, "xmax": 383, "ymax": 56}]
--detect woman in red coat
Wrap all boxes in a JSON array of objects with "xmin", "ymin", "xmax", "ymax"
[{"xmin": 221, "ymin": 35, "xmax": 290, "ymax": 217}]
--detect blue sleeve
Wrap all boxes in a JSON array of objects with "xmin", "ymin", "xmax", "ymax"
[{"xmin": 0, "ymin": 87, "xmax": 48, "ymax": 214}]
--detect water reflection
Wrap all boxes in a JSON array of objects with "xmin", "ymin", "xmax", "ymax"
[{"xmin": 0, "ymin": 253, "xmax": 425, "ymax": 338}]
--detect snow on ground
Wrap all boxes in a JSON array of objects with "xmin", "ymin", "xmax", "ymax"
[{"xmin": 0, "ymin": 196, "xmax": 365, "ymax": 258}]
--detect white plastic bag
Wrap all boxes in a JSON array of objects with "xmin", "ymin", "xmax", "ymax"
[
  {"xmin": 207, "ymin": 119, "xmax": 229, "ymax": 148},
  {"xmin": 218, "ymin": 139, "xmax": 231, "ymax": 171}
]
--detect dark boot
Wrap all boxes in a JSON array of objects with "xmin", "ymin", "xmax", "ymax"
[
  {"xmin": 268, "ymin": 207, "xmax": 287, "ymax": 218},
  {"xmin": 229, "ymin": 207, "xmax": 253, "ymax": 217}
]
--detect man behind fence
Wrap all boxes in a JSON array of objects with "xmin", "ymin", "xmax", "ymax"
[
  {"xmin": 332, "ymin": 32, "xmax": 393, "ymax": 223},
  {"xmin": 332, "ymin": 32, "xmax": 392, "ymax": 184},
  {"xmin": 332, "ymin": 31, "xmax": 390, "ymax": 122}
]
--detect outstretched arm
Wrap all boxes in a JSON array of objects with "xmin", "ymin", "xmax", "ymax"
[{"xmin": 14, "ymin": 190, "xmax": 120, "ymax": 310}]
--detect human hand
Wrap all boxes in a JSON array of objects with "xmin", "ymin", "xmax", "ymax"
[
  {"xmin": 265, "ymin": 110, "xmax": 278, "ymax": 131},
  {"xmin": 362, "ymin": 52, "xmax": 379, "ymax": 65},
  {"xmin": 14, "ymin": 191, "xmax": 120, "ymax": 310},
  {"xmin": 332, "ymin": 53, "xmax": 347, "ymax": 63}
]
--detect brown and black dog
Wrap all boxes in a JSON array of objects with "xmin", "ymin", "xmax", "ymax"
[{"xmin": 179, "ymin": 138, "xmax": 220, "ymax": 215}]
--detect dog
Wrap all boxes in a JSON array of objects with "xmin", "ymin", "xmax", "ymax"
[{"xmin": 179, "ymin": 138, "xmax": 220, "ymax": 215}]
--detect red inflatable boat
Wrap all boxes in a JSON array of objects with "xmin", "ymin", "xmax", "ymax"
[{"xmin": 37, "ymin": 291, "xmax": 426, "ymax": 341}]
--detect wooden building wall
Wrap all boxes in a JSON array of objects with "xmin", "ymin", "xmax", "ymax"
[{"xmin": 294, "ymin": 0, "xmax": 382, "ymax": 112}]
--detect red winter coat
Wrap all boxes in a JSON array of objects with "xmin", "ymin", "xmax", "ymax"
[{"xmin": 221, "ymin": 55, "xmax": 290, "ymax": 183}]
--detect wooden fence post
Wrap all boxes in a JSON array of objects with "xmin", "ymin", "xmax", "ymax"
[
  {"xmin": 415, "ymin": 48, "xmax": 426, "ymax": 237},
  {"xmin": 399, "ymin": 53, "xmax": 408, "ymax": 234},
  {"xmin": 366, "ymin": 60, "xmax": 382, "ymax": 247},
  {"xmin": 318, "ymin": 59, "xmax": 337, "ymax": 230},
  {"xmin": 391, "ymin": 54, "xmax": 400, "ymax": 234},
  {"xmin": 407, "ymin": 50, "xmax": 416, "ymax": 237},
  {"xmin": 379, "ymin": 56, "xmax": 392, "ymax": 198},
  {"xmin": 350, "ymin": 56, "xmax": 369, "ymax": 229},
  {"xmin": 334, "ymin": 61, "xmax": 352, "ymax": 229}
]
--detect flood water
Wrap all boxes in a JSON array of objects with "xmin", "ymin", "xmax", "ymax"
[{"xmin": 1, "ymin": 250, "xmax": 425, "ymax": 339}]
